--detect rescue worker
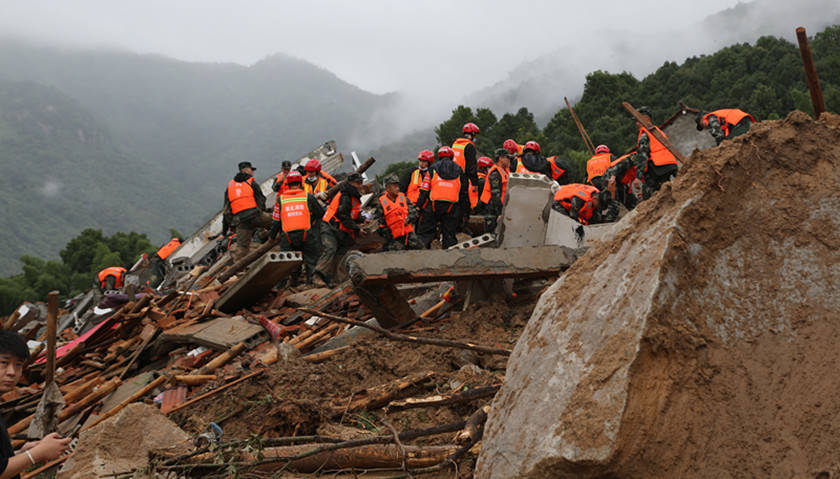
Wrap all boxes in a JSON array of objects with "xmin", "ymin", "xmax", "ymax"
[
  {"xmin": 452, "ymin": 123, "xmax": 481, "ymax": 225},
  {"xmin": 222, "ymin": 161, "xmax": 271, "ymax": 261},
  {"xmin": 519, "ymin": 141, "xmax": 571, "ymax": 184},
  {"xmin": 503, "ymin": 139, "xmax": 524, "ymax": 171},
  {"xmin": 272, "ymin": 160, "xmax": 294, "ymax": 193},
  {"xmin": 416, "ymin": 146, "xmax": 469, "ymax": 249},
  {"xmin": 400, "ymin": 150, "xmax": 434, "ymax": 206},
  {"xmin": 97, "ymin": 266, "xmax": 126, "ymax": 291},
  {"xmin": 269, "ymin": 170, "xmax": 323, "ymax": 284},
  {"xmin": 303, "ymin": 158, "xmax": 337, "ymax": 199},
  {"xmin": 586, "ymin": 144, "xmax": 616, "ymax": 190},
  {"xmin": 471, "ymin": 156, "xmax": 493, "ymax": 213},
  {"xmin": 696, "ymin": 108, "xmax": 756, "ymax": 145},
  {"xmin": 552, "ymin": 180, "xmax": 619, "ymax": 225},
  {"xmin": 480, "ymin": 148, "xmax": 511, "ymax": 232},
  {"xmin": 604, "ymin": 152, "xmax": 640, "ymax": 210},
  {"xmin": 313, "ymin": 173, "xmax": 366, "ymax": 287},
  {"xmin": 147, "ymin": 237, "xmax": 182, "ymax": 287},
  {"xmin": 631, "ymin": 107, "xmax": 680, "ymax": 199},
  {"xmin": 374, "ymin": 174, "xmax": 423, "ymax": 251}
]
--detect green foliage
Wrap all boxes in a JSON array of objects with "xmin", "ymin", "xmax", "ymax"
[
  {"xmin": 375, "ymin": 160, "xmax": 416, "ymax": 184},
  {"xmin": 433, "ymin": 25, "xmax": 840, "ymax": 183},
  {"xmin": 0, "ymin": 228, "xmax": 153, "ymax": 314}
]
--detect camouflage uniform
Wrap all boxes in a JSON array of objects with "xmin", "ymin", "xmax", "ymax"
[
  {"xmin": 705, "ymin": 114, "xmax": 754, "ymax": 145},
  {"xmin": 552, "ymin": 191, "xmax": 620, "ymax": 225},
  {"xmin": 630, "ymin": 131, "xmax": 678, "ymax": 200},
  {"xmin": 483, "ymin": 168, "xmax": 505, "ymax": 232},
  {"xmin": 313, "ymin": 183, "xmax": 363, "ymax": 285}
]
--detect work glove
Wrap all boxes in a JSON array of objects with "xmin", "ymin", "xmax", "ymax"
[{"xmin": 316, "ymin": 192, "xmax": 328, "ymax": 201}]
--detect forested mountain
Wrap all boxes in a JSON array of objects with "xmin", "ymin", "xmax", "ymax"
[
  {"xmin": 0, "ymin": 39, "xmax": 396, "ymax": 274},
  {"xmin": 466, "ymin": 0, "xmax": 840, "ymax": 121},
  {"xmin": 0, "ymin": 80, "xmax": 197, "ymax": 275},
  {"xmin": 431, "ymin": 25, "xmax": 840, "ymax": 182}
]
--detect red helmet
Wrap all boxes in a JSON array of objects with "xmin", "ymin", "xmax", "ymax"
[
  {"xmin": 477, "ymin": 156, "xmax": 493, "ymax": 169},
  {"xmin": 524, "ymin": 141, "xmax": 541, "ymax": 154},
  {"xmin": 595, "ymin": 144, "xmax": 610, "ymax": 154},
  {"xmin": 503, "ymin": 139, "xmax": 519, "ymax": 154},
  {"xmin": 437, "ymin": 146, "xmax": 454, "ymax": 159},
  {"xmin": 417, "ymin": 149, "xmax": 435, "ymax": 162},
  {"xmin": 286, "ymin": 170, "xmax": 303, "ymax": 183},
  {"xmin": 463, "ymin": 122, "xmax": 480, "ymax": 134},
  {"xmin": 304, "ymin": 158, "xmax": 321, "ymax": 172}
]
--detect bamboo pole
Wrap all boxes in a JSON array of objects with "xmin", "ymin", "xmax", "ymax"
[{"xmin": 565, "ymin": 97, "xmax": 595, "ymax": 154}]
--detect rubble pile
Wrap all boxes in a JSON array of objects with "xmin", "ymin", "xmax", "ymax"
[{"xmin": 478, "ymin": 111, "xmax": 840, "ymax": 478}]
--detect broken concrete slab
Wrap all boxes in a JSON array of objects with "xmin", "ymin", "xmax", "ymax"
[
  {"xmin": 58, "ymin": 403, "xmax": 191, "ymax": 479},
  {"xmin": 448, "ymin": 233, "xmax": 495, "ymax": 249},
  {"xmin": 544, "ymin": 208, "xmax": 630, "ymax": 249},
  {"xmin": 283, "ymin": 287, "xmax": 333, "ymax": 306},
  {"xmin": 159, "ymin": 315, "xmax": 266, "ymax": 350},
  {"xmin": 477, "ymin": 112, "xmax": 840, "ymax": 478},
  {"xmin": 349, "ymin": 245, "xmax": 580, "ymax": 286},
  {"xmin": 497, "ymin": 173, "xmax": 554, "ymax": 248},
  {"xmin": 100, "ymin": 372, "xmax": 155, "ymax": 413},
  {"xmin": 215, "ymin": 250, "xmax": 303, "ymax": 313},
  {"xmin": 662, "ymin": 107, "xmax": 716, "ymax": 156}
]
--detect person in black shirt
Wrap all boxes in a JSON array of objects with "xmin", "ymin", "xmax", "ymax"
[{"xmin": 0, "ymin": 331, "xmax": 70, "ymax": 478}]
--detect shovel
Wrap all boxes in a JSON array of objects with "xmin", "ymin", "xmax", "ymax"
[{"xmin": 27, "ymin": 291, "xmax": 65, "ymax": 440}]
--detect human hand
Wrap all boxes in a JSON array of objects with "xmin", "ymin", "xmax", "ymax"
[{"xmin": 31, "ymin": 433, "xmax": 72, "ymax": 462}]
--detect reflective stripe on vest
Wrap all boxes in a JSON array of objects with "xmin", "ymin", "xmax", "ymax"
[
  {"xmin": 429, "ymin": 174, "xmax": 461, "ymax": 203},
  {"xmin": 553, "ymin": 184, "xmax": 599, "ymax": 225},
  {"xmin": 156, "ymin": 238, "xmax": 181, "ymax": 260},
  {"xmin": 451, "ymin": 138, "xmax": 474, "ymax": 171},
  {"xmin": 586, "ymin": 153, "xmax": 613, "ymax": 182},
  {"xmin": 638, "ymin": 127, "xmax": 679, "ymax": 167},
  {"xmin": 323, "ymin": 192, "xmax": 361, "ymax": 235},
  {"xmin": 319, "ymin": 171, "xmax": 338, "ymax": 186},
  {"xmin": 227, "ymin": 177, "xmax": 258, "ymax": 214},
  {"xmin": 407, "ymin": 169, "xmax": 423, "ymax": 203},
  {"xmin": 480, "ymin": 165, "xmax": 509, "ymax": 205},
  {"xmin": 304, "ymin": 177, "xmax": 329, "ymax": 195},
  {"xmin": 98, "ymin": 266, "xmax": 126, "ymax": 289},
  {"xmin": 704, "ymin": 109, "xmax": 756, "ymax": 138},
  {"xmin": 379, "ymin": 193, "xmax": 413, "ymax": 238},
  {"xmin": 279, "ymin": 190, "xmax": 311, "ymax": 233}
]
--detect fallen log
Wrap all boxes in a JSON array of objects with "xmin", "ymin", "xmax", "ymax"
[
  {"xmin": 299, "ymin": 308, "xmax": 511, "ymax": 356},
  {"xmin": 456, "ymin": 404, "xmax": 490, "ymax": 444},
  {"xmin": 247, "ymin": 443, "xmax": 458, "ymax": 473},
  {"xmin": 386, "ymin": 385, "xmax": 500, "ymax": 412},
  {"xmin": 195, "ymin": 342, "xmax": 246, "ymax": 375},
  {"xmin": 173, "ymin": 374, "xmax": 217, "ymax": 386},
  {"xmin": 329, "ymin": 371, "xmax": 435, "ymax": 415},
  {"xmin": 301, "ymin": 346, "xmax": 349, "ymax": 363}
]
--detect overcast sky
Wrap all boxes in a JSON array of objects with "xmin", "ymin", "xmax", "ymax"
[{"xmin": 0, "ymin": 0, "xmax": 745, "ymax": 98}]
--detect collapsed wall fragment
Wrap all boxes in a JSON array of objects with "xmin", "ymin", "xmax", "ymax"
[{"xmin": 478, "ymin": 111, "xmax": 840, "ymax": 478}]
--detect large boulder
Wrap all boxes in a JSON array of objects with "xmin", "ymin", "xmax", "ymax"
[{"xmin": 477, "ymin": 111, "xmax": 840, "ymax": 478}]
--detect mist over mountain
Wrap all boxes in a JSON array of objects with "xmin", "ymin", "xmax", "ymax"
[{"xmin": 465, "ymin": 0, "xmax": 840, "ymax": 123}]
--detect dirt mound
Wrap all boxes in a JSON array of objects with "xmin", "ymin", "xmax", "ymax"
[
  {"xmin": 174, "ymin": 301, "xmax": 529, "ymax": 443},
  {"xmin": 479, "ymin": 111, "xmax": 840, "ymax": 478}
]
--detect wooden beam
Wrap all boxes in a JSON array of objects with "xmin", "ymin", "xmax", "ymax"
[
  {"xmin": 796, "ymin": 26, "xmax": 826, "ymax": 119},
  {"xmin": 622, "ymin": 101, "xmax": 686, "ymax": 166}
]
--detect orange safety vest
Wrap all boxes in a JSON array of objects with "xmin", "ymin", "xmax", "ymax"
[
  {"xmin": 546, "ymin": 156, "xmax": 566, "ymax": 181},
  {"xmin": 638, "ymin": 127, "xmax": 679, "ymax": 167},
  {"xmin": 323, "ymin": 192, "xmax": 361, "ymax": 235},
  {"xmin": 429, "ymin": 174, "xmax": 461, "ymax": 203},
  {"xmin": 406, "ymin": 169, "xmax": 424, "ymax": 204},
  {"xmin": 469, "ymin": 171, "xmax": 487, "ymax": 208},
  {"xmin": 304, "ymin": 177, "xmax": 330, "ymax": 195},
  {"xmin": 274, "ymin": 171, "xmax": 291, "ymax": 194},
  {"xmin": 451, "ymin": 138, "xmax": 474, "ymax": 171},
  {"xmin": 98, "ymin": 267, "xmax": 127, "ymax": 289},
  {"xmin": 586, "ymin": 153, "xmax": 613, "ymax": 183},
  {"xmin": 379, "ymin": 192, "xmax": 414, "ymax": 238},
  {"xmin": 515, "ymin": 161, "xmax": 535, "ymax": 173},
  {"xmin": 279, "ymin": 190, "xmax": 311, "ymax": 234},
  {"xmin": 703, "ymin": 109, "xmax": 756, "ymax": 137},
  {"xmin": 319, "ymin": 171, "xmax": 338, "ymax": 186},
  {"xmin": 156, "ymin": 238, "xmax": 181, "ymax": 260},
  {"xmin": 480, "ymin": 165, "xmax": 509, "ymax": 205},
  {"xmin": 554, "ymin": 184, "xmax": 599, "ymax": 225},
  {"xmin": 227, "ymin": 177, "xmax": 258, "ymax": 214}
]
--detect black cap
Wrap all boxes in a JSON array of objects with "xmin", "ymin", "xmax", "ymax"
[
  {"xmin": 495, "ymin": 148, "xmax": 511, "ymax": 159},
  {"xmin": 347, "ymin": 173, "xmax": 363, "ymax": 183},
  {"xmin": 281, "ymin": 160, "xmax": 292, "ymax": 169},
  {"xmin": 637, "ymin": 106, "xmax": 652, "ymax": 117},
  {"xmin": 238, "ymin": 161, "xmax": 256, "ymax": 171}
]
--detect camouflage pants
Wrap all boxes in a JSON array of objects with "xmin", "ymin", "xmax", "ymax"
[
  {"xmin": 314, "ymin": 222, "xmax": 355, "ymax": 283},
  {"xmin": 642, "ymin": 163, "xmax": 679, "ymax": 200},
  {"xmin": 383, "ymin": 232, "xmax": 425, "ymax": 251},
  {"xmin": 234, "ymin": 211, "xmax": 271, "ymax": 262},
  {"xmin": 279, "ymin": 229, "xmax": 321, "ymax": 283}
]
